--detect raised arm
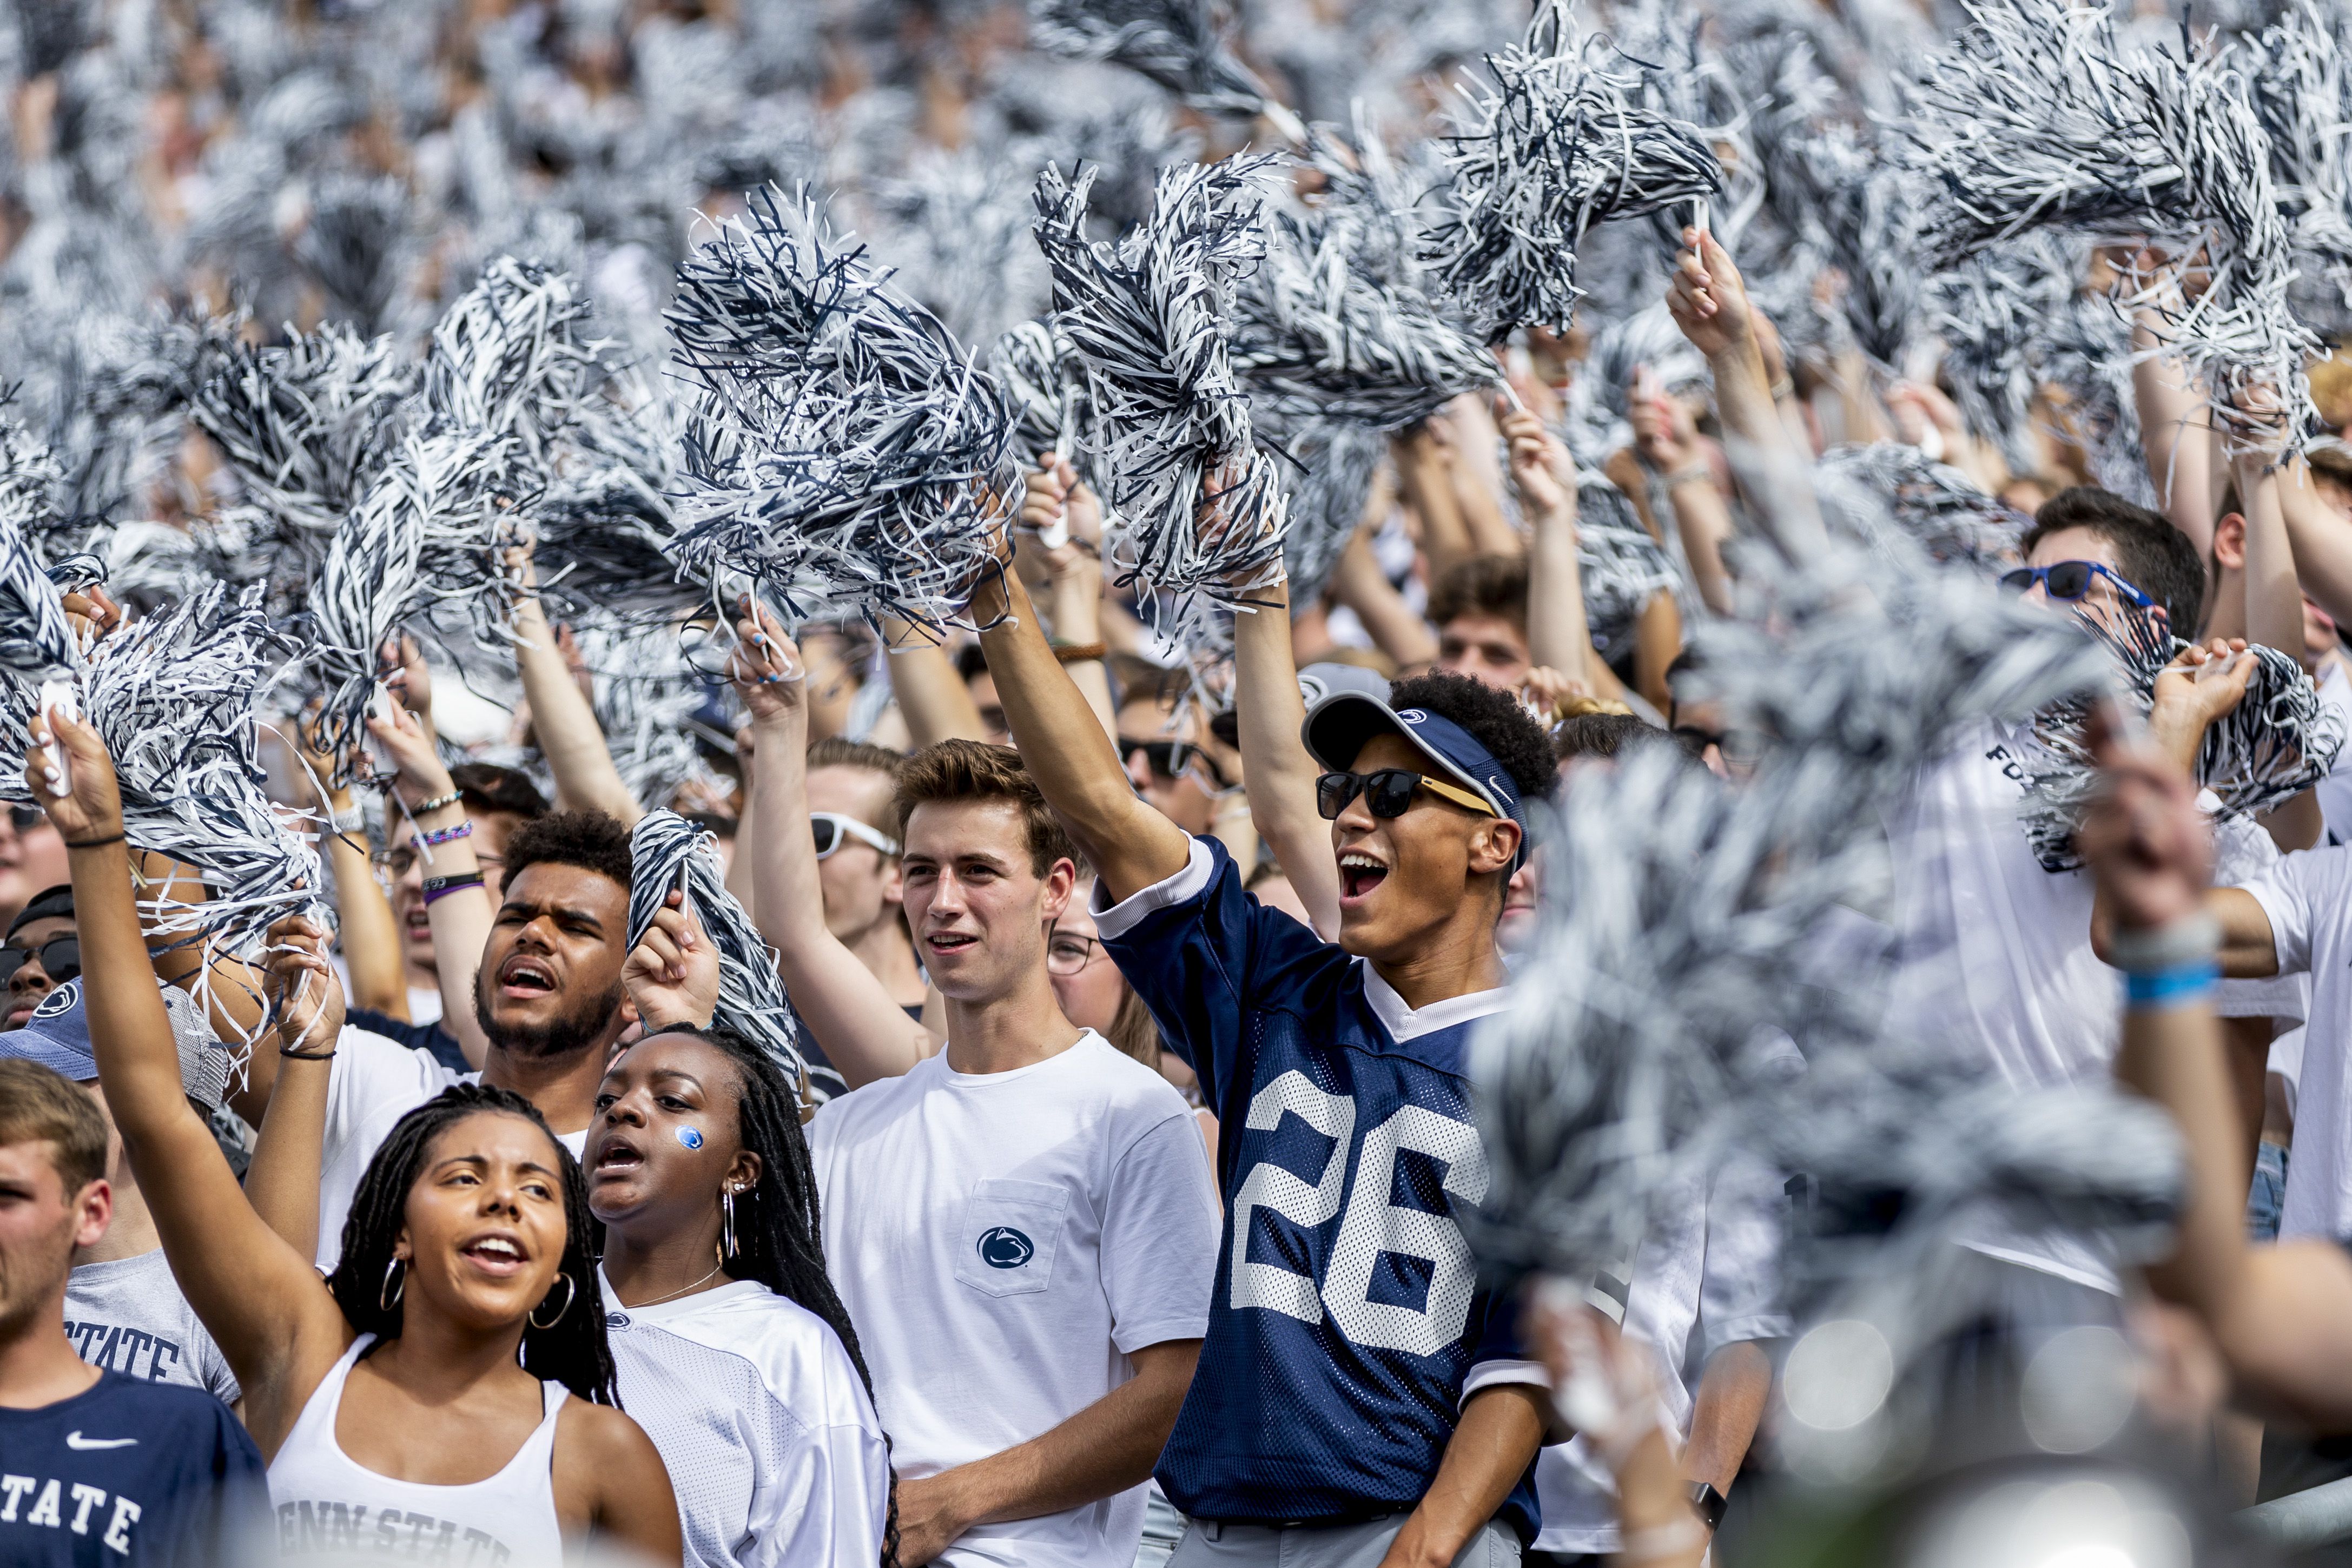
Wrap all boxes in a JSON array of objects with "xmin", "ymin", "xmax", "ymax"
[
  {"xmin": 243, "ymin": 914, "xmax": 346, "ymax": 1263},
  {"xmin": 1633, "ymin": 382, "xmax": 1735, "ymax": 616},
  {"xmin": 1023, "ymin": 456, "xmax": 1120, "ymax": 743},
  {"xmin": 2132, "ymin": 293, "xmax": 2219, "ymax": 557},
  {"xmin": 2278, "ymin": 457, "xmax": 2352, "ymax": 628},
  {"xmin": 1667, "ymin": 229, "xmax": 1832, "ymax": 564},
  {"xmin": 298, "ymin": 717, "xmax": 405, "ymax": 1017},
  {"xmin": 884, "ymin": 628, "xmax": 992, "ymax": 749},
  {"xmin": 1508, "ymin": 404, "xmax": 1627, "ymax": 706},
  {"xmin": 1393, "ymin": 423, "xmax": 1478, "ymax": 588},
  {"xmin": 2085, "ymin": 709, "xmax": 2352, "ymax": 1425},
  {"xmin": 366, "ymin": 702, "xmax": 492, "ymax": 1069},
  {"xmin": 1329, "ymin": 524, "xmax": 1441, "ymax": 671},
  {"xmin": 30, "ymin": 709, "xmax": 349, "ymax": 1445},
  {"xmin": 1444, "ymin": 393, "xmax": 1523, "ymax": 559},
  {"xmin": 1231, "ymin": 576, "xmax": 1342, "ymax": 938},
  {"xmin": 969, "ymin": 561, "xmax": 1192, "ymax": 903},
  {"xmin": 735, "ymin": 606, "xmax": 932, "ymax": 1087},
  {"xmin": 512, "ymin": 565, "xmax": 643, "ymax": 825}
]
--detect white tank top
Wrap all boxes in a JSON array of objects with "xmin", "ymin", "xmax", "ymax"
[{"xmin": 266, "ymin": 1333, "xmax": 569, "ymax": 1564}]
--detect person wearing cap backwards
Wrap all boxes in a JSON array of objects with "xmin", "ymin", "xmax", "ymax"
[
  {"xmin": 5, "ymin": 884, "xmax": 78, "ymax": 1031},
  {"xmin": 2, "ymin": 980, "xmax": 243, "ymax": 1407},
  {"xmin": 973, "ymin": 541, "xmax": 1560, "ymax": 1565}
]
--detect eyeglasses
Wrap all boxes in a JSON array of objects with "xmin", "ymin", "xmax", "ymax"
[
  {"xmin": 1316, "ymin": 769, "xmax": 1499, "ymax": 822},
  {"xmin": 1045, "ymin": 928, "xmax": 1105, "ymax": 976},
  {"xmin": 811, "ymin": 812, "xmax": 898, "ymax": 859},
  {"xmin": 1120, "ymin": 737, "xmax": 1228, "ymax": 790},
  {"xmin": 1, "ymin": 935, "xmax": 80, "ymax": 987},
  {"xmin": 1998, "ymin": 561, "xmax": 2156, "ymax": 609}
]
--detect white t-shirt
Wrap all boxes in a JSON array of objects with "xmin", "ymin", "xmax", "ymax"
[
  {"xmin": 2240, "ymin": 844, "xmax": 2352, "ymax": 1240},
  {"xmin": 1884, "ymin": 720, "xmax": 2122, "ymax": 1289},
  {"xmin": 2313, "ymin": 660, "xmax": 2352, "ymax": 843},
  {"xmin": 1533, "ymin": 1161, "xmax": 1787, "ymax": 1554},
  {"xmin": 805, "ymin": 1032, "xmax": 1220, "ymax": 1568},
  {"xmin": 599, "ymin": 1274, "xmax": 890, "ymax": 1568},
  {"xmin": 65, "ymin": 1249, "xmax": 241, "ymax": 1406},
  {"xmin": 315, "ymin": 1027, "xmax": 587, "ymax": 1270}
]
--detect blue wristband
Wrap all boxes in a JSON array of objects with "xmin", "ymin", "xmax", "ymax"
[{"xmin": 2123, "ymin": 960, "xmax": 2220, "ymax": 1010}]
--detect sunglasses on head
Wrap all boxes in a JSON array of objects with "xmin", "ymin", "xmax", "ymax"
[
  {"xmin": 1316, "ymin": 768, "xmax": 1499, "ymax": 822},
  {"xmin": 811, "ymin": 812, "xmax": 898, "ymax": 859},
  {"xmin": 1, "ymin": 935, "xmax": 80, "ymax": 987},
  {"xmin": 1998, "ymin": 560, "xmax": 2156, "ymax": 609}
]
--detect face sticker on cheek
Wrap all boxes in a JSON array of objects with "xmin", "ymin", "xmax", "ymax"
[{"xmin": 676, "ymin": 1126, "xmax": 704, "ymax": 1151}]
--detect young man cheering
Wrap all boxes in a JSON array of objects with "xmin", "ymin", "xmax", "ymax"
[
  {"xmin": 972, "ymin": 561, "xmax": 1558, "ymax": 1565},
  {"xmin": 732, "ymin": 615, "xmax": 1221, "ymax": 1568}
]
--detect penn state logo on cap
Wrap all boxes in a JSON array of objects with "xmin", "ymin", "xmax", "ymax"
[
  {"xmin": 32, "ymin": 980, "xmax": 80, "ymax": 1023},
  {"xmin": 1399, "ymin": 709, "xmax": 1429, "ymax": 725},
  {"xmin": 976, "ymin": 1226, "xmax": 1034, "ymax": 1269}
]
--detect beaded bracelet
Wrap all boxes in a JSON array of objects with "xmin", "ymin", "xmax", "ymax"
[
  {"xmin": 411, "ymin": 819, "xmax": 472, "ymax": 849},
  {"xmin": 407, "ymin": 789, "xmax": 463, "ymax": 816}
]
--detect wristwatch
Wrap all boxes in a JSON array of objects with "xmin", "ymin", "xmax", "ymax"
[{"xmin": 1688, "ymin": 1480, "xmax": 1728, "ymax": 1532}]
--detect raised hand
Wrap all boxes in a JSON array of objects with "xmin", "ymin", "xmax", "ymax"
[
  {"xmin": 1499, "ymin": 405, "xmax": 1571, "ymax": 518},
  {"xmin": 2151, "ymin": 637, "xmax": 2257, "ymax": 737},
  {"xmin": 265, "ymin": 912, "xmax": 346, "ymax": 1055},
  {"xmin": 23, "ymin": 705, "xmax": 121, "ymax": 844},
  {"xmin": 380, "ymin": 634, "xmax": 435, "ymax": 724},
  {"xmin": 362, "ymin": 697, "xmax": 458, "ymax": 813},
  {"xmin": 1666, "ymin": 228, "xmax": 1758, "ymax": 361},
  {"xmin": 2076, "ymin": 704, "xmax": 2212, "ymax": 934},
  {"xmin": 622, "ymin": 885, "xmax": 720, "ymax": 1033},
  {"xmin": 726, "ymin": 597, "xmax": 805, "ymax": 725}
]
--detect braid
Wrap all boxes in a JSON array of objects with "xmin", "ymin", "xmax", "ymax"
[
  {"xmin": 324, "ymin": 1083, "xmax": 621, "ymax": 1407},
  {"xmin": 648, "ymin": 1024, "xmax": 901, "ymax": 1567}
]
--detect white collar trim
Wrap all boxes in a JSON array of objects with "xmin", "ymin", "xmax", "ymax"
[{"xmin": 1362, "ymin": 965, "xmax": 1514, "ymax": 1042}]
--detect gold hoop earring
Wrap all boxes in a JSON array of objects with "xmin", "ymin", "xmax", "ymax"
[
  {"xmin": 530, "ymin": 1272, "xmax": 576, "ymax": 1330},
  {"xmin": 380, "ymin": 1257, "xmax": 406, "ymax": 1313}
]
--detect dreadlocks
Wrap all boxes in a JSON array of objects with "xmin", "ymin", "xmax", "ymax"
[{"xmin": 323, "ymin": 1083, "xmax": 620, "ymax": 1407}]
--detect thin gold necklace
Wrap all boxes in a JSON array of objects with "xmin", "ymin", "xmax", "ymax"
[{"xmin": 622, "ymin": 1263, "xmax": 725, "ymax": 1309}]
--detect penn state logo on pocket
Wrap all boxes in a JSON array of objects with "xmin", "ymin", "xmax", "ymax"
[{"xmin": 976, "ymin": 1226, "xmax": 1034, "ymax": 1270}]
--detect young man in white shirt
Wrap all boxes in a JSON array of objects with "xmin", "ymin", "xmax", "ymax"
[{"xmin": 732, "ymin": 617, "xmax": 1220, "ymax": 1568}]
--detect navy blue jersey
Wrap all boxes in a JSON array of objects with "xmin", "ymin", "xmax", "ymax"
[
  {"xmin": 0, "ymin": 1369, "xmax": 269, "ymax": 1566},
  {"xmin": 1095, "ymin": 838, "xmax": 1538, "ymax": 1540}
]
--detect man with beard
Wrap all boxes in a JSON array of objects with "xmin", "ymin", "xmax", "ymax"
[{"xmin": 293, "ymin": 809, "xmax": 651, "ymax": 1268}]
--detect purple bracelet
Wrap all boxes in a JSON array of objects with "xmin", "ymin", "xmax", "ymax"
[{"xmin": 411, "ymin": 819, "xmax": 472, "ymax": 849}]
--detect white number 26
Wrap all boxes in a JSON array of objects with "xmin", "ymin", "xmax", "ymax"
[{"xmin": 1227, "ymin": 1071, "xmax": 1489, "ymax": 1356}]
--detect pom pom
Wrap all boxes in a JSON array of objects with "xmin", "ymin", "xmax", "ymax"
[
  {"xmin": 1419, "ymin": 0, "xmax": 1723, "ymax": 337},
  {"xmin": 1026, "ymin": 0, "xmax": 1304, "ymax": 137},
  {"xmin": 627, "ymin": 808, "xmax": 811, "ymax": 1097},
  {"xmin": 1813, "ymin": 442, "xmax": 2028, "ymax": 571},
  {"xmin": 1575, "ymin": 479, "xmax": 1680, "ymax": 664},
  {"xmin": 1034, "ymin": 158, "xmax": 1290, "ymax": 652},
  {"xmin": 666, "ymin": 186, "xmax": 1022, "ymax": 639}
]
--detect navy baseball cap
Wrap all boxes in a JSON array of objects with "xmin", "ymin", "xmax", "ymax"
[
  {"xmin": 1300, "ymin": 690, "xmax": 1531, "ymax": 863},
  {"xmin": 0, "ymin": 978, "xmax": 232, "ymax": 1113}
]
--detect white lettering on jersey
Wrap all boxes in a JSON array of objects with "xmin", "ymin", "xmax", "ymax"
[
  {"xmin": 1323, "ymin": 1106, "xmax": 1488, "ymax": 1354},
  {"xmin": 1228, "ymin": 1079, "xmax": 1488, "ymax": 1355},
  {"xmin": 1228, "ymin": 1072, "xmax": 1355, "ymax": 1322}
]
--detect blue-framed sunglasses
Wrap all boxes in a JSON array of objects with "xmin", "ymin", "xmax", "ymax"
[{"xmin": 1998, "ymin": 560, "xmax": 2156, "ymax": 609}]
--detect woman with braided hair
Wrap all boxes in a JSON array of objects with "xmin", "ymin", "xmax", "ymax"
[
  {"xmin": 25, "ymin": 705, "xmax": 681, "ymax": 1565},
  {"xmin": 588, "ymin": 1021, "xmax": 895, "ymax": 1567}
]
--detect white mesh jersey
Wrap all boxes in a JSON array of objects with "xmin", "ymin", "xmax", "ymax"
[{"xmin": 598, "ymin": 1274, "xmax": 890, "ymax": 1567}]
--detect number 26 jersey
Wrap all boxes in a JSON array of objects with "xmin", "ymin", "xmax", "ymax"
[{"xmin": 1094, "ymin": 838, "xmax": 1541, "ymax": 1539}]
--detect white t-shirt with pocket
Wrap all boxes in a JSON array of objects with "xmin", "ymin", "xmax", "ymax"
[{"xmin": 805, "ymin": 1031, "xmax": 1220, "ymax": 1568}]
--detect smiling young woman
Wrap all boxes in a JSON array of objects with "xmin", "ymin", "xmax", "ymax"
[
  {"xmin": 29, "ymin": 707, "xmax": 681, "ymax": 1566},
  {"xmin": 588, "ymin": 1024, "xmax": 896, "ymax": 1567}
]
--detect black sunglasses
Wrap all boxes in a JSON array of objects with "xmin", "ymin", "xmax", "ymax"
[
  {"xmin": 9, "ymin": 803, "xmax": 43, "ymax": 832},
  {"xmin": 1, "ymin": 935, "xmax": 80, "ymax": 986},
  {"xmin": 1317, "ymin": 769, "xmax": 1498, "ymax": 821},
  {"xmin": 1121, "ymin": 737, "xmax": 1228, "ymax": 789}
]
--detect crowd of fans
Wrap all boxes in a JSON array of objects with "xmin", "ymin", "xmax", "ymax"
[{"xmin": 14, "ymin": 2, "xmax": 2352, "ymax": 1568}]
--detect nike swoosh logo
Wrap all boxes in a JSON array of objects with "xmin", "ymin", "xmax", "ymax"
[{"xmin": 65, "ymin": 1432, "xmax": 137, "ymax": 1450}]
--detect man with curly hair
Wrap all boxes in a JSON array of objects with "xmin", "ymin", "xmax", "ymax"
[{"xmin": 974, "ymin": 558, "xmax": 1559, "ymax": 1566}]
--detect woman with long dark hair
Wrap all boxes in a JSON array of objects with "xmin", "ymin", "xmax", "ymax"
[
  {"xmin": 31, "ymin": 711, "xmax": 681, "ymax": 1565},
  {"xmin": 589, "ymin": 1021, "xmax": 895, "ymax": 1566}
]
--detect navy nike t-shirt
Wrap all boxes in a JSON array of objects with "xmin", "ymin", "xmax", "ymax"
[{"xmin": 0, "ymin": 1370, "xmax": 269, "ymax": 1565}]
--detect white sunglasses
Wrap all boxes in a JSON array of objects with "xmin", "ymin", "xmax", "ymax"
[{"xmin": 811, "ymin": 812, "xmax": 899, "ymax": 859}]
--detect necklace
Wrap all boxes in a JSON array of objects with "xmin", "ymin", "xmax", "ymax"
[{"xmin": 622, "ymin": 1263, "xmax": 725, "ymax": 1309}]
